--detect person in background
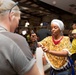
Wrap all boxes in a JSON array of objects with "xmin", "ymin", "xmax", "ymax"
[
  {"xmin": 0, "ymin": 0, "xmax": 43, "ymax": 75},
  {"xmin": 38, "ymin": 19, "xmax": 74, "ymax": 75},
  {"xmin": 36, "ymin": 26, "xmax": 51, "ymax": 41},
  {"xmin": 71, "ymin": 29, "xmax": 76, "ymax": 65},
  {"xmin": 30, "ymin": 30, "xmax": 38, "ymax": 55},
  {"xmin": 72, "ymin": 20, "xmax": 76, "ymax": 29},
  {"xmin": 68, "ymin": 20, "xmax": 76, "ymax": 42}
]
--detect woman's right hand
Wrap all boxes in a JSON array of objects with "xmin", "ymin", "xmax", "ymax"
[{"xmin": 37, "ymin": 43, "xmax": 49, "ymax": 52}]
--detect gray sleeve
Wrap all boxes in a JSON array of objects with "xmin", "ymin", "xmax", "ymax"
[
  {"xmin": 12, "ymin": 44, "xmax": 36, "ymax": 75},
  {"xmin": 1, "ymin": 32, "xmax": 33, "ymax": 60}
]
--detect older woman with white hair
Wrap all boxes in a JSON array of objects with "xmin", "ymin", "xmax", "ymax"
[{"xmin": 38, "ymin": 19, "xmax": 74, "ymax": 75}]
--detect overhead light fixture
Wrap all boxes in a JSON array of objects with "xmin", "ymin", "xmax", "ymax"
[
  {"xmin": 25, "ymin": 21, "xmax": 30, "ymax": 27},
  {"xmin": 40, "ymin": 23, "xmax": 43, "ymax": 26},
  {"xmin": 39, "ymin": 11, "xmax": 43, "ymax": 13},
  {"xmin": 22, "ymin": 30, "xmax": 27, "ymax": 35},
  {"xmin": 22, "ymin": 16, "xmax": 28, "ymax": 19},
  {"xmin": 26, "ymin": 21, "xmax": 29, "ymax": 25},
  {"xmin": 52, "ymin": 1, "xmax": 56, "ymax": 5},
  {"xmin": 21, "ymin": 6, "xmax": 29, "ymax": 10}
]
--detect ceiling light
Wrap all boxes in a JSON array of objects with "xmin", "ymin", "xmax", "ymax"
[
  {"xmin": 39, "ymin": 11, "xmax": 43, "ymax": 13},
  {"xmin": 40, "ymin": 23, "xmax": 43, "ymax": 26},
  {"xmin": 22, "ymin": 30, "xmax": 27, "ymax": 35},
  {"xmin": 52, "ymin": 1, "xmax": 56, "ymax": 5},
  {"xmin": 25, "ymin": 21, "xmax": 30, "ymax": 27},
  {"xmin": 21, "ymin": 6, "xmax": 29, "ymax": 10}
]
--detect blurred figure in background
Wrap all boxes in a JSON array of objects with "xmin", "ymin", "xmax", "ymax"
[
  {"xmin": 37, "ymin": 26, "xmax": 51, "ymax": 41},
  {"xmin": 30, "ymin": 30, "xmax": 38, "ymax": 55},
  {"xmin": 71, "ymin": 29, "xmax": 76, "ymax": 65},
  {"xmin": 68, "ymin": 20, "xmax": 76, "ymax": 42},
  {"xmin": 72, "ymin": 20, "xmax": 76, "ymax": 29}
]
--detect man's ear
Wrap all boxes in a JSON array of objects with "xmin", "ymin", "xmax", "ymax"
[
  {"xmin": 12, "ymin": 16, "xmax": 15, "ymax": 20},
  {"xmin": 9, "ymin": 12, "xmax": 15, "ymax": 21}
]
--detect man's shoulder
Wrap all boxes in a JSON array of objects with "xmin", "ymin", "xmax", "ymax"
[
  {"xmin": 1, "ymin": 32, "xmax": 27, "ymax": 45},
  {"xmin": 1, "ymin": 32, "xmax": 25, "ymax": 40},
  {"xmin": 0, "ymin": 33, "xmax": 16, "ymax": 47}
]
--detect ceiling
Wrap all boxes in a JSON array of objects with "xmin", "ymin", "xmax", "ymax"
[
  {"xmin": 14, "ymin": 0, "xmax": 76, "ymax": 18},
  {"xmin": 40, "ymin": 0, "xmax": 76, "ymax": 15},
  {"xmin": 13, "ymin": 0, "xmax": 76, "ymax": 27}
]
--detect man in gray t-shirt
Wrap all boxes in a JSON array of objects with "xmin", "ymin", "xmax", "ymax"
[
  {"xmin": 0, "ymin": 33, "xmax": 35, "ymax": 75},
  {"xmin": 0, "ymin": 0, "xmax": 43, "ymax": 75}
]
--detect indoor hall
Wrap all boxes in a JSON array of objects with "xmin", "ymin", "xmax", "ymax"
[{"xmin": 7, "ymin": 0, "xmax": 76, "ymax": 75}]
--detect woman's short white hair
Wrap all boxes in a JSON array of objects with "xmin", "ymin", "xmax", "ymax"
[{"xmin": 0, "ymin": 0, "xmax": 20, "ymax": 15}]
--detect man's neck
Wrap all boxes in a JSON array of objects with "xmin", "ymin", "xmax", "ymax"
[{"xmin": 0, "ymin": 23, "xmax": 10, "ymax": 32}]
